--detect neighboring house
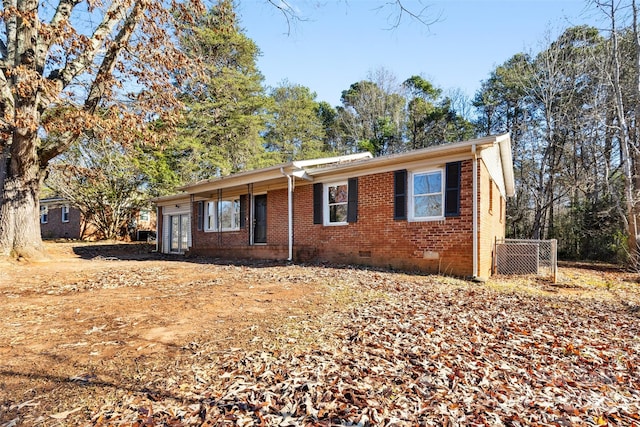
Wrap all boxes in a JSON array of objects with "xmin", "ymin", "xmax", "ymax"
[
  {"xmin": 153, "ymin": 134, "xmax": 515, "ymax": 280},
  {"xmin": 40, "ymin": 197, "xmax": 83, "ymax": 239},
  {"xmin": 39, "ymin": 197, "xmax": 157, "ymax": 241}
]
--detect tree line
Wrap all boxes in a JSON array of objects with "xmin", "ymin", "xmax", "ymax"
[
  {"xmin": 473, "ymin": 1, "xmax": 640, "ymax": 264},
  {"xmin": 4, "ymin": 0, "xmax": 640, "ymax": 266},
  {"xmin": 51, "ymin": 0, "xmax": 640, "ymax": 265},
  {"xmin": 46, "ymin": 0, "xmax": 475, "ymax": 240}
]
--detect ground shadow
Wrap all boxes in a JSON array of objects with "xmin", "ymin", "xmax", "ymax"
[
  {"xmin": 70, "ymin": 241, "xmax": 293, "ymax": 269},
  {"xmin": 67, "ymin": 241, "xmax": 442, "ymax": 277}
]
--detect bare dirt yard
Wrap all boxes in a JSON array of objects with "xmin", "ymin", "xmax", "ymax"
[{"xmin": 1, "ymin": 242, "xmax": 639, "ymax": 426}]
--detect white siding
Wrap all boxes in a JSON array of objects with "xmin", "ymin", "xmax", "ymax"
[{"xmin": 480, "ymin": 145, "xmax": 507, "ymax": 198}]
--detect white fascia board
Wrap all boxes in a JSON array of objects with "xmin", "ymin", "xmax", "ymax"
[
  {"xmin": 178, "ymin": 164, "xmax": 291, "ymax": 193},
  {"xmin": 301, "ymin": 134, "xmax": 515, "ymax": 187},
  {"xmin": 153, "ymin": 194, "xmax": 191, "ymax": 206},
  {"xmin": 291, "ymin": 169, "xmax": 313, "ymax": 180},
  {"xmin": 162, "ymin": 135, "xmax": 513, "ymax": 199}
]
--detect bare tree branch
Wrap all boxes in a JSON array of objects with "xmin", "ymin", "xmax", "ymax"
[
  {"xmin": 39, "ymin": 0, "xmax": 145, "ymax": 166},
  {"xmin": 35, "ymin": 0, "xmax": 83, "ymax": 73},
  {"xmin": 84, "ymin": 0, "xmax": 143, "ymax": 113},
  {"xmin": 266, "ymin": 0, "xmax": 306, "ymax": 35},
  {"xmin": 374, "ymin": 0, "xmax": 441, "ymax": 30},
  {"xmin": 54, "ymin": 0, "xmax": 132, "ymax": 88}
]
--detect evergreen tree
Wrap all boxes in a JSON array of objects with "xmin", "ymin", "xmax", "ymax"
[
  {"xmin": 264, "ymin": 82, "xmax": 327, "ymax": 162},
  {"xmin": 404, "ymin": 75, "xmax": 474, "ymax": 149},
  {"xmin": 173, "ymin": 0, "xmax": 270, "ymax": 180}
]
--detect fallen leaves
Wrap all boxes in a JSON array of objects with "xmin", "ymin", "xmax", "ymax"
[
  {"xmin": 2, "ymin": 258, "xmax": 639, "ymax": 426},
  {"xmin": 49, "ymin": 406, "xmax": 82, "ymax": 420},
  {"xmin": 87, "ymin": 268, "xmax": 640, "ymax": 426}
]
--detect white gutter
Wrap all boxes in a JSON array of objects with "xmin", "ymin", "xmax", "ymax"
[
  {"xmin": 472, "ymin": 144, "xmax": 479, "ymax": 280},
  {"xmin": 281, "ymin": 168, "xmax": 294, "ymax": 261}
]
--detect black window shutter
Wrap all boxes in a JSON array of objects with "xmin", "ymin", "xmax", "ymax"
[
  {"xmin": 347, "ymin": 177, "xmax": 358, "ymax": 223},
  {"xmin": 445, "ymin": 161, "xmax": 461, "ymax": 217},
  {"xmin": 196, "ymin": 201, "xmax": 204, "ymax": 231},
  {"xmin": 239, "ymin": 195, "xmax": 247, "ymax": 228},
  {"xmin": 313, "ymin": 183, "xmax": 323, "ymax": 224},
  {"xmin": 394, "ymin": 170, "xmax": 407, "ymax": 220}
]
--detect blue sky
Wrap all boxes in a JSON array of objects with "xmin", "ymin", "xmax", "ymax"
[{"xmin": 237, "ymin": 0, "xmax": 603, "ymax": 107}]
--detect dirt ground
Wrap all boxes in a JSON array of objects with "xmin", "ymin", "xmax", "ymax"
[
  {"xmin": 1, "ymin": 242, "xmax": 638, "ymax": 426},
  {"xmin": 0, "ymin": 242, "xmax": 339, "ymax": 424}
]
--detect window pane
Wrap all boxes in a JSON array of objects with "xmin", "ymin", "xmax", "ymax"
[
  {"xmin": 414, "ymin": 172, "xmax": 441, "ymax": 195},
  {"xmin": 414, "ymin": 174, "xmax": 428, "ymax": 195},
  {"xmin": 171, "ymin": 216, "xmax": 180, "ymax": 250},
  {"xmin": 426, "ymin": 172, "xmax": 441, "ymax": 193},
  {"xmin": 181, "ymin": 215, "xmax": 189, "ymax": 248},
  {"xmin": 414, "ymin": 195, "xmax": 442, "ymax": 217},
  {"xmin": 219, "ymin": 201, "xmax": 233, "ymax": 229},
  {"xmin": 328, "ymin": 184, "xmax": 348, "ymax": 204},
  {"xmin": 233, "ymin": 200, "xmax": 240, "ymax": 228},
  {"xmin": 207, "ymin": 202, "xmax": 216, "ymax": 230},
  {"xmin": 217, "ymin": 200, "xmax": 240, "ymax": 230},
  {"xmin": 330, "ymin": 204, "xmax": 347, "ymax": 223}
]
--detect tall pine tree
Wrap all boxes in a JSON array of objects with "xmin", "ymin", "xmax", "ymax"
[{"xmin": 172, "ymin": 0, "xmax": 270, "ymax": 180}]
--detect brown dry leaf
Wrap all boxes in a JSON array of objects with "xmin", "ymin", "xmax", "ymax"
[
  {"xmin": 2, "ymin": 246, "xmax": 640, "ymax": 425},
  {"xmin": 49, "ymin": 406, "xmax": 82, "ymax": 419}
]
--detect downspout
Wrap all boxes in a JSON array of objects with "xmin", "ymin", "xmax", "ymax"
[
  {"xmin": 471, "ymin": 144, "xmax": 478, "ymax": 280},
  {"xmin": 281, "ymin": 168, "xmax": 294, "ymax": 261},
  {"xmin": 472, "ymin": 144, "xmax": 479, "ymax": 280}
]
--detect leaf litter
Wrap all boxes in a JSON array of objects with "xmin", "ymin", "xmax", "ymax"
[{"xmin": 1, "ymin": 247, "xmax": 639, "ymax": 426}]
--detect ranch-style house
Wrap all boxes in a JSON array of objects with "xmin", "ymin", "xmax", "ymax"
[{"xmin": 153, "ymin": 134, "xmax": 515, "ymax": 280}]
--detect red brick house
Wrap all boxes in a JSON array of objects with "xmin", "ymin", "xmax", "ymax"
[
  {"xmin": 40, "ymin": 197, "xmax": 157, "ymax": 241},
  {"xmin": 153, "ymin": 134, "xmax": 515, "ymax": 280},
  {"xmin": 40, "ymin": 197, "xmax": 84, "ymax": 239}
]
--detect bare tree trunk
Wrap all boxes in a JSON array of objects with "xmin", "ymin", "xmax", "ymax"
[
  {"xmin": 610, "ymin": 0, "xmax": 640, "ymax": 265},
  {"xmin": 0, "ymin": 132, "xmax": 46, "ymax": 258},
  {"xmin": 633, "ymin": 0, "xmax": 640, "ymax": 257}
]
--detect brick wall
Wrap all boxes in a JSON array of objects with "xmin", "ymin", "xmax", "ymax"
[
  {"xmin": 188, "ymin": 192, "xmax": 290, "ymax": 259},
  {"xmin": 293, "ymin": 161, "xmax": 475, "ymax": 277},
  {"xmin": 181, "ymin": 158, "xmax": 506, "ymax": 279},
  {"xmin": 40, "ymin": 205, "xmax": 82, "ymax": 239},
  {"xmin": 477, "ymin": 160, "xmax": 506, "ymax": 278}
]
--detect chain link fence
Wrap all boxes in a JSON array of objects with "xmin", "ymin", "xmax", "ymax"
[{"xmin": 495, "ymin": 238, "xmax": 558, "ymax": 283}]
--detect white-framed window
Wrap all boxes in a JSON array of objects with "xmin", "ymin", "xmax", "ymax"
[
  {"xmin": 139, "ymin": 209, "xmax": 150, "ymax": 221},
  {"xmin": 40, "ymin": 206, "xmax": 48, "ymax": 224},
  {"xmin": 61, "ymin": 205, "xmax": 70, "ymax": 223},
  {"xmin": 205, "ymin": 199, "xmax": 240, "ymax": 232},
  {"xmin": 324, "ymin": 181, "xmax": 348, "ymax": 225},
  {"xmin": 409, "ymin": 169, "xmax": 444, "ymax": 220}
]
